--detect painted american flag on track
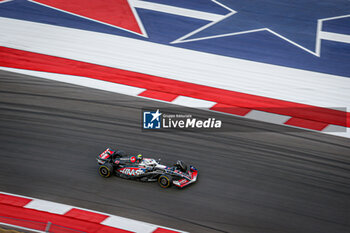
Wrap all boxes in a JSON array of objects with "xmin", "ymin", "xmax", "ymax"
[
  {"xmin": 0, "ymin": 0, "xmax": 349, "ymax": 134},
  {"xmin": 1, "ymin": 0, "xmax": 349, "ymax": 75}
]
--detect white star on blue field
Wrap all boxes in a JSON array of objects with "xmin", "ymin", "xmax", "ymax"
[{"xmin": 187, "ymin": 0, "xmax": 350, "ymax": 52}]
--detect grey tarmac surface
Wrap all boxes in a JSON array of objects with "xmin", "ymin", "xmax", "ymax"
[{"xmin": 0, "ymin": 70, "xmax": 349, "ymax": 233}]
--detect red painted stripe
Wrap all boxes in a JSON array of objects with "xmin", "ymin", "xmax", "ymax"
[
  {"xmin": 0, "ymin": 203, "xmax": 132, "ymax": 233},
  {"xmin": 284, "ymin": 118, "xmax": 329, "ymax": 131},
  {"xmin": 139, "ymin": 90, "xmax": 179, "ymax": 102},
  {"xmin": 64, "ymin": 208, "xmax": 109, "ymax": 223},
  {"xmin": 1, "ymin": 46, "xmax": 348, "ymax": 127},
  {"xmin": 210, "ymin": 103, "xmax": 251, "ymax": 116},
  {"xmin": 33, "ymin": 0, "xmax": 142, "ymax": 34},
  {"xmin": 0, "ymin": 208, "xmax": 47, "ymax": 231},
  {"xmin": 0, "ymin": 194, "xmax": 32, "ymax": 207}
]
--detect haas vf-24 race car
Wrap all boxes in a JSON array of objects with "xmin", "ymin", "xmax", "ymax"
[{"xmin": 96, "ymin": 148, "xmax": 198, "ymax": 188}]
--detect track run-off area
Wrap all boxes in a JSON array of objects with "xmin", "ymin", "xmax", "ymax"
[{"xmin": 0, "ymin": 70, "xmax": 350, "ymax": 233}]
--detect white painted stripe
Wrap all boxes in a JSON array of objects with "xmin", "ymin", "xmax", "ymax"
[
  {"xmin": 0, "ymin": 191, "xmax": 30, "ymax": 199},
  {"xmin": 24, "ymin": 199, "xmax": 72, "ymax": 214},
  {"xmin": 245, "ymin": 110, "xmax": 291, "ymax": 124},
  {"xmin": 129, "ymin": 0, "xmax": 224, "ymax": 21},
  {"xmin": 320, "ymin": 14, "xmax": 350, "ymax": 22},
  {"xmin": 320, "ymin": 31, "xmax": 350, "ymax": 44},
  {"xmin": 325, "ymin": 127, "xmax": 350, "ymax": 138},
  {"xmin": 322, "ymin": 124, "xmax": 347, "ymax": 133},
  {"xmin": 0, "ymin": 17, "xmax": 349, "ymax": 111},
  {"xmin": 0, "ymin": 67, "xmax": 145, "ymax": 96},
  {"xmin": 172, "ymin": 96, "xmax": 216, "ymax": 108},
  {"xmin": 101, "ymin": 216, "xmax": 158, "ymax": 233}
]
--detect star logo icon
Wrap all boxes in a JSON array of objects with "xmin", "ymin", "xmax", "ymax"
[{"xmin": 150, "ymin": 109, "xmax": 162, "ymax": 122}]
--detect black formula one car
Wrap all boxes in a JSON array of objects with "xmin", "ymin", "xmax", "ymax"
[{"xmin": 96, "ymin": 148, "xmax": 198, "ymax": 188}]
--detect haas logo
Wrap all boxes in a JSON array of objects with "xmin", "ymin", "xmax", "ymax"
[{"xmin": 119, "ymin": 168, "xmax": 143, "ymax": 176}]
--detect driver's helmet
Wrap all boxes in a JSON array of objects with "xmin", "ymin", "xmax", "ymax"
[{"xmin": 137, "ymin": 154, "xmax": 143, "ymax": 161}]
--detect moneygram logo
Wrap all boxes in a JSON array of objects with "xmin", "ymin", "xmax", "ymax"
[{"xmin": 142, "ymin": 109, "xmax": 222, "ymax": 130}]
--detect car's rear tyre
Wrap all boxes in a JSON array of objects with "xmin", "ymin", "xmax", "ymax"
[
  {"xmin": 158, "ymin": 174, "xmax": 172, "ymax": 188},
  {"xmin": 99, "ymin": 163, "xmax": 113, "ymax": 178}
]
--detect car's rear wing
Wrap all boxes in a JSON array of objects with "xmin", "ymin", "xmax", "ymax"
[{"xmin": 97, "ymin": 148, "xmax": 114, "ymax": 164}]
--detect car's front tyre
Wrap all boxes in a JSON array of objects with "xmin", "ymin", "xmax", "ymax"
[{"xmin": 158, "ymin": 174, "xmax": 172, "ymax": 188}]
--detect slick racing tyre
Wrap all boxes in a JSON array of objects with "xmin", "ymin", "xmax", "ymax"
[
  {"xmin": 99, "ymin": 163, "xmax": 113, "ymax": 178},
  {"xmin": 158, "ymin": 174, "xmax": 173, "ymax": 188}
]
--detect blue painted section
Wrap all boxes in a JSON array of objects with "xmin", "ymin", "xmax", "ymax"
[
  {"xmin": 141, "ymin": 0, "xmax": 230, "ymax": 15},
  {"xmin": 323, "ymin": 17, "xmax": 350, "ymax": 35},
  {"xmin": 172, "ymin": 31, "xmax": 350, "ymax": 77},
  {"xmin": 0, "ymin": 0, "xmax": 349, "ymax": 77},
  {"xmin": 186, "ymin": 0, "xmax": 350, "ymax": 52}
]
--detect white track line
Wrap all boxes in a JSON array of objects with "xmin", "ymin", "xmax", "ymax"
[
  {"xmin": 130, "ymin": 0, "xmax": 224, "ymax": 21},
  {"xmin": 319, "ymin": 31, "xmax": 350, "ymax": 43}
]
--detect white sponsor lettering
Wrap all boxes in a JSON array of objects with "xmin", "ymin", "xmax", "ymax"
[
  {"xmin": 196, "ymin": 120, "xmax": 203, "ymax": 128},
  {"xmin": 120, "ymin": 168, "xmax": 144, "ymax": 176},
  {"xmin": 163, "ymin": 118, "xmax": 222, "ymax": 128},
  {"xmin": 186, "ymin": 118, "xmax": 196, "ymax": 127}
]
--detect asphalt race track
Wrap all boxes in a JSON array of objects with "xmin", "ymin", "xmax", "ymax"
[{"xmin": 0, "ymin": 70, "xmax": 349, "ymax": 233}]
